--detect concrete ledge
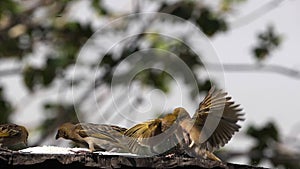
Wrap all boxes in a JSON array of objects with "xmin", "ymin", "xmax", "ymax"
[{"xmin": 0, "ymin": 150, "xmax": 268, "ymax": 169}]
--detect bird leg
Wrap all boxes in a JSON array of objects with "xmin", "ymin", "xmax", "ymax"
[
  {"xmin": 83, "ymin": 138, "xmax": 96, "ymax": 152},
  {"xmin": 205, "ymin": 151, "xmax": 221, "ymax": 162},
  {"xmin": 0, "ymin": 147, "xmax": 12, "ymax": 152},
  {"xmin": 70, "ymin": 149, "xmax": 92, "ymax": 154},
  {"xmin": 188, "ymin": 140, "xmax": 195, "ymax": 148},
  {"xmin": 165, "ymin": 153, "xmax": 176, "ymax": 158}
]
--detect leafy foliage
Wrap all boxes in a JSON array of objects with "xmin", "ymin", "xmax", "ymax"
[
  {"xmin": 247, "ymin": 122, "xmax": 280, "ymax": 165},
  {"xmin": 92, "ymin": 0, "xmax": 108, "ymax": 15},
  {"xmin": 252, "ymin": 25, "xmax": 282, "ymax": 61},
  {"xmin": 160, "ymin": 1, "xmax": 227, "ymax": 36},
  {"xmin": 246, "ymin": 122, "xmax": 300, "ymax": 169},
  {"xmin": 0, "ymin": 86, "xmax": 13, "ymax": 123}
]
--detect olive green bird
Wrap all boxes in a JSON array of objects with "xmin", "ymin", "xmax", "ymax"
[
  {"xmin": 124, "ymin": 107, "xmax": 190, "ymax": 156},
  {"xmin": 0, "ymin": 123, "xmax": 29, "ymax": 150},
  {"xmin": 56, "ymin": 123, "xmax": 129, "ymax": 152}
]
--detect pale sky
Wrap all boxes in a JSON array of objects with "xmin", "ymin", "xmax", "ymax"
[{"xmin": 213, "ymin": 0, "xmax": 300, "ymax": 134}]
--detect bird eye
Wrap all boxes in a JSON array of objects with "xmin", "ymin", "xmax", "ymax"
[{"xmin": 62, "ymin": 131, "xmax": 69, "ymax": 139}]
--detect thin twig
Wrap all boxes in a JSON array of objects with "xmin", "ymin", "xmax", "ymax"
[
  {"xmin": 206, "ymin": 63, "xmax": 300, "ymax": 79},
  {"xmin": 0, "ymin": 67, "xmax": 22, "ymax": 77},
  {"xmin": 1, "ymin": 63, "xmax": 299, "ymax": 80},
  {"xmin": 230, "ymin": 0, "xmax": 286, "ymax": 28}
]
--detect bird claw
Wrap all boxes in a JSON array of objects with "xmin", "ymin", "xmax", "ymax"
[
  {"xmin": 188, "ymin": 141, "xmax": 195, "ymax": 148},
  {"xmin": 69, "ymin": 149, "xmax": 92, "ymax": 154},
  {"xmin": 165, "ymin": 153, "xmax": 176, "ymax": 158},
  {"xmin": 0, "ymin": 147, "xmax": 13, "ymax": 152}
]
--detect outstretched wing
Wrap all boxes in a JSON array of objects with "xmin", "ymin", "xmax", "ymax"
[
  {"xmin": 125, "ymin": 109, "xmax": 192, "ymax": 155},
  {"xmin": 124, "ymin": 119, "xmax": 162, "ymax": 154},
  {"xmin": 193, "ymin": 86, "xmax": 244, "ymax": 151}
]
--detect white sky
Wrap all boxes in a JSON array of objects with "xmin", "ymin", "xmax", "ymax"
[{"xmin": 212, "ymin": 0, "xmax": 300, "ymax": 134}]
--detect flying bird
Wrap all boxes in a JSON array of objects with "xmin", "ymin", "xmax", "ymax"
[
  {"xmin": 179, "ymin": 86, "xmax": 245, "ymax": 161},
  {"xmin": 124, "ymin": 86, "xmax": 244, "ymax": 161},
  {"xmin": 0, "ymin": 123, "xmax": 29, "ymax": 150},
  {"xmin": 56, "ymin": 122, "xmax": 129, "ymax": 152}
]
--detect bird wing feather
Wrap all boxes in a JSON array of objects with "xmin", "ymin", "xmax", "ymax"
[
  {"xmin": 124, "ymin": 119, "xmax": 162, "ymax": 154},
  {"xmin": 193, "ymin": 86, "xmax": 244, "ymax": 151},
  {"xmin": 0, "ymin": 124, "xmax": 21, "ymax": 138},
  {"xmin": 76, "ymin": 123, "xmax": 126, "ymax": 143}
]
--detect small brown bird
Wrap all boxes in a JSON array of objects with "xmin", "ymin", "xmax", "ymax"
[
  {"xmin": 56, "ymin": 122, "xmax": 129, "ymax": 152},
  {"xmin": 179, "ymin": 86, "xmax": 244, "ymax": 161},
  {"xmin": 125, "ymin": 86, "xmax": 244, "ymax": 160},
  {"xmin": 124, "ymin": 107, "xmax": 190, "ymax": 156},
  {"xmin": 0, "ymin": 123, "xmax": 29, "ymax": 150}
]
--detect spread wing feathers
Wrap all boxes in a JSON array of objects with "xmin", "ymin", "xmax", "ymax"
[
  {"xmin": 193, "ymin": 87, "xmax": 244, "ymax": 151},
  {"xmin": 0, "ymin": 124, "xmax": 21, "ymax": 138},
  {"xmin": 76, "ymin": 123, "xmax": 127, "ymax": 146},
  {"xmin": 124, "ymin": 119, "xmax": 162, "ymax": 153}
]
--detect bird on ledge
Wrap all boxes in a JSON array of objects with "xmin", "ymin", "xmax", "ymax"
[
  {"xmin": 55, "ymin": 122, "xmax": 129, "ymax": 152},
  {"xmin": 0, "ymin": 123, "xmax": 29, "ymax": 150},
  {"xmin": 124, "ymin": 86, "xmax": 245, "ymax": 161},
  {"xmin": 55, "ymin": 86, "xmax": 244, "ymax": 161}
]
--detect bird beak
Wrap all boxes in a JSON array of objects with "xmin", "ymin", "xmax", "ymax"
[
  {"xmin": 24, "ymin": 139, "xmax": 28, "ymax": 146},
  {"xmin": 55, "ymin": 132, "xmax": 60, "ymax": 140}
]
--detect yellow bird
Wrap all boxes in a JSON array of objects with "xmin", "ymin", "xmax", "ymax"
[
  {"xmin": 124, "ymin": 107, "xmax": 190, "ymax": 156},
  {"xmin": 0, "ymin": 123, "xmax": 29, "ymax": 150},
  {"xmin": 124, "ymin": 108, "xmax": 190, "ymax": 156},
  {"xmin": 56, "ymin": 122, "xmax": 129, "ymax": 152}
]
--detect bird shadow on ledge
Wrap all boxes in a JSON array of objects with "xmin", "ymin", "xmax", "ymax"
[{"xmin": 0, "ymin": 149, "xmax": 268, "ymax": 169}]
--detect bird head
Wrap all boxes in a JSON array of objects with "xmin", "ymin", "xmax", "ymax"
[
  {"xmin": 172, "ymin": 107, "xmax": 190, "ymax": 121},
  {"xmin": 55, "ymin": 123, "xmax": 74, "ymax": 139},
  {"xmin": 19, "ymin": 125, "xmax": 29, "ymax": 145}
]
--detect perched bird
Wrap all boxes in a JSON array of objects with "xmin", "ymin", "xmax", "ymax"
[
  {"xmin": 0, "ymin": 123, "xmax": 29, "ymax": 150},
  {"xmin": 179, "ymin": 86, "xmax": 245, "ymax": 161},
  {"xmin": 55, "ymin": 122, "xmax": 129, "ymax": 152},
  {"xmin": 124, "ymin": 86, "xmax": 244, "ymax": 161},
  {"xmin": 124, "ymin": 107, "xmax": 191, "ymax": 156}
]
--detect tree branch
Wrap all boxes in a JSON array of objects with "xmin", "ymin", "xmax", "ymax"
[
  {"xmin": 0, "ymin": 67, "xmax": 22, "ymax": 77},
  {"xmin": 230, "ymin": 0, "xmax": 286, "ymax": 28},
  {"xmin": 1, "ymin": 63, "xmax": 299, "ymax": 80},
  {"xmin": 206, "ymin": 63, "xmax": 300, "ymax": 79}
]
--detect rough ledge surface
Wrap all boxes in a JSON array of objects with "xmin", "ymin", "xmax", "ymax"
[{"xmin": 0, "ymin": 150, "xmax": 268, "ymax": 169}]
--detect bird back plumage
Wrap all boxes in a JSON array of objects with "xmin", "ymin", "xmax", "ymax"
[
  {"xmin": 0, "ymin": 123, "xmax": 28, "ymax": 150},
  {"xmin": 56, "ymin": 123, "xmax": 129, "ymax": 152}
]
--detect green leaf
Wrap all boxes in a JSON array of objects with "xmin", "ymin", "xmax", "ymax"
[
  {"xmin": 166, "ymin": 1, "xmax": 194, "ymax": 20},
  {"xmin": 92, "ymin": 0, "xmax": 108, "ymax": 15},
  {"xmin": 196, "ymin": 8, "xmax": 228, "ymax": 36},
  {"xmin": 0, "ymin": 86, "xmax": 13, "ymax": 123},
  {"xmin": 23, "ymin": 66, "xmax": 41, "ymax": 92},
  {"xmin": 252, "ymin": 25, "xmax": 282, "ymax": 61},
  {"xmin": 253, "ymin": 47, "xmax": 269, "ymax": 60}
]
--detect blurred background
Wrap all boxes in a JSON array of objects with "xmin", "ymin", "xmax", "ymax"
[{"xmin": 1, "ymin": 0, "xmax": 300, "ymax": 168}]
